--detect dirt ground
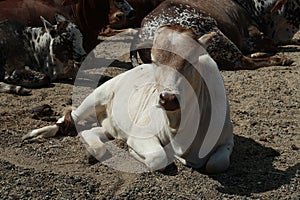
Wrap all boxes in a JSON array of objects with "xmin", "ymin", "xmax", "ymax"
[{"xmin": 0, "ymin": 31, "xmax": 299, "ymax": 199}]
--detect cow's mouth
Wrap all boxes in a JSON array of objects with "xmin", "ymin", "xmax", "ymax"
[{"xmin": 159, "ymin": 92, "xmax": 180, "ymax": 111}]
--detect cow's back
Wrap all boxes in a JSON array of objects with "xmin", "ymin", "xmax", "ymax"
[
  {"xmin": 141, "ymin": 0, "xmax": 253, "ymax": 48},
  {"xmin": 0, "ymin": 0, "xmax": 70, "ymax": 26}
]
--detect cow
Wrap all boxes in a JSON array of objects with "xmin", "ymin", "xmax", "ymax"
[
  {"xmin": 108, "ymin": 0, "xmax": 164, "ymax": 29},
  {"xmin": 0, "ymin": 0, "xmax": 135, "ymax": 52},
  {"xmin": 130, "ymin": 0, "xmax": 299, "ymax": 70},
  {"xmin": 0, "ymin": 14, "xmax": 86, "ymax": 95},
  {"xmin": 22, "ymin": 25, "xmax": 234, "ymax": 173}
]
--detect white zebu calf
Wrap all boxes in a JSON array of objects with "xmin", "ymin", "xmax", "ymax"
[{"xmin": 23, "ymin": 26, "xmax": 233, "ymax": 173}]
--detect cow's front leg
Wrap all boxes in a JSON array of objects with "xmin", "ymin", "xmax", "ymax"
[
  {"xmin": 127, "ymin": 136, "xmax": 168, "ymax": 171},
  {"xmin": 79, "ymin": 126, "xmax": 112, "ymax": 161}
]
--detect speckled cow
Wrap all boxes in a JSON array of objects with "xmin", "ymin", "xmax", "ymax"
[
  {"xmin": 0, "ymin": 14, "xmax": 86, "ymax": 95},
  {"xmin": 130, "ymin": 0, "xmax": 299, "ymax": 70}
]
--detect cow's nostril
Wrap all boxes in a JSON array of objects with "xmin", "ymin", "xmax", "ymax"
[
  {"xmin": 160, "ymin": 93, "xmax": 176, "ymax": 101},
  {"xmin": 159, "ymin": 92, "xmax": 180, "ymax": 111}
]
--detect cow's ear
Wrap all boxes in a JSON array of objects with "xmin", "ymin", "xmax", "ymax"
[
  {"xmin": 40, "ymin": 16, "xmax": 56, "ymax": 37},
  {"xmin": 40, "ymin": 16, "xmax": 53, "ymax": 30},
  {"xmin": 198, "ymin": 32, "xmax": 217, "ymax": 49},
  {"xmin": 55, "ymin": 14, "xmax": 67, "ymax": 23},
  {"xmin": 62, "ymin": 0, "xmax": 80, "ymax": 6}
]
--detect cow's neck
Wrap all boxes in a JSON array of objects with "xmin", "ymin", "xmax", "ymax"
[{"xmin": 24, "ymin": 27, "xmax": 53, "ymax": 68}]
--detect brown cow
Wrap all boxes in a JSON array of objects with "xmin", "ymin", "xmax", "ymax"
[
  {"xmin": 130, "ymin": 0, "xmax": 299, "ymax": 70},
  {"xmin": 0, "ymin": 0, "xmax": 135, "ymax": 52}
]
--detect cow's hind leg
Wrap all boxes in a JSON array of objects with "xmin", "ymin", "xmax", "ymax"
[
  {"xmin": 23, "ymin": 79, "xmax": 113, "ymax": 142},
  {"xmin": 127, "ymin": 136, "xmax": 168, "ymax": 171},
  {"xmin": 22, "ymin": 107, "xmax": 76, "ymax": 142},
  {"xmin": 205, "ymin": 143, "xmax": 233, "ymax": 174},
  {"xmin": 0, "ymin": 82, "xmax": 31, "ymax": 95},
  {"xmin": 5, "ymin": 68, "xmax": 50, "ymax": 88},
  {"xmin": 207, "ymin": 29, "xmax": 293, "ymax": 70}
]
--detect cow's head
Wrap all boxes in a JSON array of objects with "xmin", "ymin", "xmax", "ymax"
[
  {"xmin": 151, "ymin": 25, "xmax": 214, "ymax": 111},
  {"xmin": 41, "ymin": 14, "xmax": 86, "ymax": 80},
  {"xmin": 109, "ymin": 0, "xmax": 137, "ymax": 28}
]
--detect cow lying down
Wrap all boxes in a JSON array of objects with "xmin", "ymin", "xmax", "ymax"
[
  {"xmin": 130, "ymin": 0, "xmax": 299, "ymax": 70},
  {"xmin": 0, "ymin": 14, "xmax": 86, "ymax": 95},
  {"xmin": 23, "ymin": 26, "xmax": 234, "ymax": 173}
]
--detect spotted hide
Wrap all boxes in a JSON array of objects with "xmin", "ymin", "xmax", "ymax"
[
  {"xmin": 0, "ymin": 14, "xmax": 86, "ymax": 95},
  {"xmin": 130, "ymin": 0, "xmax": 299, "ymax": 70},
  {"xmin": 0, "ymin": 0, "xmax": 135, "ymax": 52}
]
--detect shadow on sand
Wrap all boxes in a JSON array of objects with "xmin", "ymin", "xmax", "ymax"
[{"xmin": 207, "ymin": 135, "xmax": 299, "ymax": 195}]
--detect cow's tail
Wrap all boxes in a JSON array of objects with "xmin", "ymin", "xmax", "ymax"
[{"xmin": 0, "ymin": 82, "xmax": 31, "ymax": 95}]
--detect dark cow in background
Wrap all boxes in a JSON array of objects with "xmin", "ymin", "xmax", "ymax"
[
  {"xmin": 131, "ymin": 0, "xmax": 299, "ymax": 70},
  {"xmin": 0, "ymin": 0, "xmax": 135, "ymax": 52},
  {"xmin": 109, "ymin": 0, "xmax": 164, "ymax": 29},
  {"xmin": 0, "ymin": 14, "xmax": 86, "ymax": 95}
]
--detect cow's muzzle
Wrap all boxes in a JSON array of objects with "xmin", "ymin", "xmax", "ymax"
[{"xmin": 159, "ymin": 92, "xmax": 180, "ymax": 111}]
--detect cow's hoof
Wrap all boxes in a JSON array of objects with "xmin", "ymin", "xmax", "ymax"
[
  {"xmin": 270, "ymin": 56, "xmax": 294, "ymax": 66},
  {"xmin": 16, "ymin": 86, "xmax": 32, "ymax": 95},
  {"xmin": 85, "ymin": 150, "xmax": 99, "ymax": 165},
  {"xmin": 205, "ymin": 154, "xmax": 230, "ymax": 174},
  {"xmin": 282, "ymin": 58, "xmax": 294, "ymax": 66}
]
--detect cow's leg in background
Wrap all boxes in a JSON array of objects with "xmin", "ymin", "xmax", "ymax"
[
  {"xmin": 0, "ymin": 82, "xmax": 31, "ymax": 95},
  {"xmin": 130, "ymin": 28, "xmax": 293, "ymax": 70},
  {"xmin": 206, "ymin": 29, "xmax": 293, "ymax": 70},
  {"xmin": 4, "ymin": 68, "xmax": 50, "ymax": 88}
]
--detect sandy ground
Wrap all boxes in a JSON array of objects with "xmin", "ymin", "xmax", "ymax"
[{"xmin": 0, "ymin": 31, "xmax": 299, "ymax": 199}]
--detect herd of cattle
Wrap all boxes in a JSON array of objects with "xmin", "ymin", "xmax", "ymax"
[{"xmin": 1, "ymin": 0, "xmax": 299, "ymax": 173}]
